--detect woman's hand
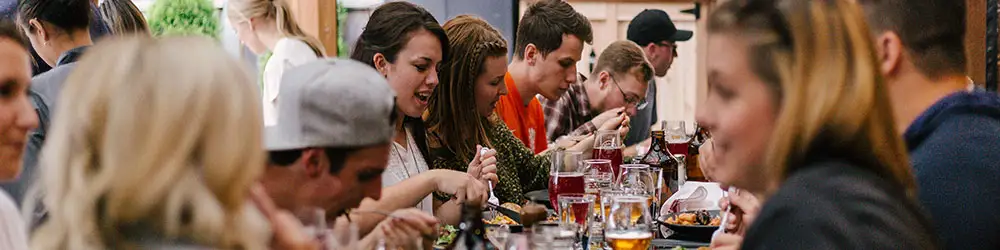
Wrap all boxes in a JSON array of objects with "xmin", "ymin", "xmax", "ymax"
[
  {"xmin": 699, "ymin": 139, "xmax": 718, "ymax": 181},
  {"xmin": 710, "ymin": 232, "xmax": 744, "ymax": 250},
  {"xmin": 250, "ymin": 184, "xmax": 320, "ymax": 250},
  {"xmin": 430, "ymin": 169, "xmax": 488, "ymax": 206},
  {"xmin": 370, "ymin": 209, "xmax": 439, "ymax": 249},
  {"xmin": 718, "ymin": 189, "xmax": 761, "ymax": 236},
  {"xmin": 467, "ymin": 145, "xmax": 499, "ymax": 185}
]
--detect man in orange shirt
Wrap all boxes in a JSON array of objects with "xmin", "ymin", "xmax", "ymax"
[{"xmin": 494, "ymin": 0, "xmax": 592, "ymax": 154}]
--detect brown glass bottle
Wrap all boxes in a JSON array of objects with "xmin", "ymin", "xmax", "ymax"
[
  {"xmin": 640, "ymin": 130, "xmax": 680, "ymax": 195},
  {"xmin": 686, "ymin": 124, "xmax": 710, "ymax": 182}
]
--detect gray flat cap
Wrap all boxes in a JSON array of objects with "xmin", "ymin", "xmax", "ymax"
[{"xmin": 265, "ymin": 58, "xmax": 396, "ymax": 150}]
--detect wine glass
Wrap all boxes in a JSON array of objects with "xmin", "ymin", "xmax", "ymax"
[
  {"xmin": 664, "ymin": 120, "xmax": 690, "ymax": 156},
  {"xmin": 558, "ymin": 193, "xmax": 596, "ymax": 249},
  {"xmin": 593, "ymin": 130, "xmax": 624, "ymax": 177},
  {"xmin": 531, "ymin": 222, "xmax": 577, "ymax": 250},
  {"xmin": 550, "ymin": 151, "xmax": 585, "ymax": 213},
  {"xmin": 604, "ymin": 195, "xmax": 654, "ymax": 250},
  {"xmin": 616, "ymin": 164, "xmax": 652, "ymax": 194}
]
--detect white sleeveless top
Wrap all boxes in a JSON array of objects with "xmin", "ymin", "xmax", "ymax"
[
  {"xmin": 262, "ymin": 38, "xmax": 320, "ymax": 127},
  {"xmin": 382, "ymin": 128, "xmax": 433, "ymax": 214}
]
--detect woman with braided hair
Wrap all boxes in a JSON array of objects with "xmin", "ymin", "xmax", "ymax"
[{"xmin": 425, "ymin": 15, "xmax": 551, "ymax": 205}]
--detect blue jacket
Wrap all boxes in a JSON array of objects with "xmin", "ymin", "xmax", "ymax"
[{"xmin": 903, "ymin": 90, "xmax": 1000, "ymax": 250}]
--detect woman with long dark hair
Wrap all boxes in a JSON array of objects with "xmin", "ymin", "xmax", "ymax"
[{"xmin": 347, "ymin": 1, "xmax": 496, "ymax": 234}]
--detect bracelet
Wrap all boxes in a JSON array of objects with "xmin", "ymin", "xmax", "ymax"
[{"xmin": 433, "ymin": 191, "xmax": 453, "ymax": 202}]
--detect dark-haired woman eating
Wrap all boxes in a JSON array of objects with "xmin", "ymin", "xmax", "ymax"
[
  {"xmin": 424, "ymin": 15, "xmax": 551, "ymax": 205},
  {"xmin": 346, "ymin": 1, "xmax": 496, "ymax": 236}
]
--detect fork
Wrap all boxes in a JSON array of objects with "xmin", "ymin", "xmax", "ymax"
[
  {"xmin": 712, "ymin": 187, "xmax": 735, "ymax": 240},
  {"xmin": 487, "ymin": 180, "xmax": 500, "ymax": 218}
]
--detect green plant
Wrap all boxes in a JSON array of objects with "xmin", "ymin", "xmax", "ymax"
[
  {"xmin": 336, "ymin": 0, "xmax": 348, "ymax": 57},
  {"xmin": 147, "ymin": 0, "xmax": 220, "ymax": 38}
]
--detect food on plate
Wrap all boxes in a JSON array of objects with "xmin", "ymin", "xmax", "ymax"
[
  {"xmin": 435, "ymin": 225, "xmax": 458, "ymax": 246},
  {"xmin": 670, "ymin": 247, "xmax": 711, "ymax": 250},
  {"xmin": 484, "ymin": 213, "xmax": 518, "ymax": 225},
  {"xmin": 501, "ymin": 202, "xmax": 522, "ymax": 213},
  {"xmin": 665, "ymin": 210, "xmax": 721, "ymax": 226}
]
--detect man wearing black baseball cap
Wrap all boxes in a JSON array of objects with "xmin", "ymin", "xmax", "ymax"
[{"xmin": 623, "ymin": 9, "xmax": 692, "ymax": 147}]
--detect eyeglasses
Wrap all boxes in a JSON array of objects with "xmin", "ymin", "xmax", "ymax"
[{"xmin": 609, "ymin": 74, "xmax": 648, "ymax": 110}]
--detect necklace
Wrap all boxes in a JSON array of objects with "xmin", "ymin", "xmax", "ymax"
[{"xmin": 390, "ymin": 128, "xmax": 421, "ymax": 180}]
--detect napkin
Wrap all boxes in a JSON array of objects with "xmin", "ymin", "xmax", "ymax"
[{"xmin": 660, "ymin": 181, "xmax": 724, "ymax": 217}]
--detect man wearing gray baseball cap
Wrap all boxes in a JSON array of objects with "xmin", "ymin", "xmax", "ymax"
[{"xmin": 259, "ymin": 58, "xmax": 438, "ymax": 248}]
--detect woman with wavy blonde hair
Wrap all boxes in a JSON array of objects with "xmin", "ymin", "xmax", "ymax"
[
  {"xmin": 27, "ymin": 36, "xmax": 282, "ymax": 249},
  {"xmin": 227, "ymin": 0, "xmax": 323, "ymax": 127},
  {"xmin": 698, "ymin": 0, "xmax": 936, "ymax": 248}
]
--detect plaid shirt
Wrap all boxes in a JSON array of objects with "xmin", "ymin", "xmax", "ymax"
[{"xmin": 540, "ymin": 74, "xmax": 597, "ymax": 142}]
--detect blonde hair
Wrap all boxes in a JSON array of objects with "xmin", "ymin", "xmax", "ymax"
[
  {"xmin": 29, "ymin": 36, "xmax": 269, "ymax": 249},
  {"xmin": 99, "ymin": 0, "xmax": 150, "ymax": 36},
  {"xmin": 707, "ymin": 0, "xmax": 915, "ymax": 194},
  {"xmin": 227, "ymin": 0, "xmax": 325, "ymax": 56},
  {"xmin": 591, "ymin": 40, "xmax": 653, "ymax": 83}
]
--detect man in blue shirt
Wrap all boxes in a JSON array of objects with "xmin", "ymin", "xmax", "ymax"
[
  {"xmin": 859, "ymin": 0, "xmax": 1000, "ymax": 249},
  {"xmin": 624, "ymin": 9, "xmax": 691, "ymax": 147}
]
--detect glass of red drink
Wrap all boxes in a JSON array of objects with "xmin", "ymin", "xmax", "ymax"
[
  {"xmin": 557, "ymin": 193, "xmax": 596, "ymax": 226},
  {"xmin": 593, "ymin": 130, "xmax": 624, "ymax": 177},
  {"xmin": 550, "ymin": 151, "xmax": 585, "ymax": 212},
  {"xmin": 665, "ymin": 120, "xmax": 691, "ymax": 156}
]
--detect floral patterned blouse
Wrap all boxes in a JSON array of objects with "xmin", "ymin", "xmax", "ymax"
[{"xmin": 427, "ymin": 119, "xmax": 551, "ymax": 205}]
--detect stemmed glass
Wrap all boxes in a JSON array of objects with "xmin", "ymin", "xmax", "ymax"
[
  {"xmin": 604, "ymin": 195, "xmax": 654, "ymax": 250},
  {"xmin": 616, "ymin": 164, "xmax": 653, "ymax": 196},
  {"xmin": 664, "ymin": 120, "xmax": 690, "ymax": 156},
  {"xmin": 593, "ymin": 130, "xmax": 624, "ymax": 177},
  {"xmin": 558, "ymin": 193, "xmax": 596, "ymax": 250}
]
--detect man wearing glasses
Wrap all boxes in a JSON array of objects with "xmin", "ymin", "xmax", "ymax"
[
  {"xmin": 541, "ymin": 40, "xmax": 653, "ymax": 144},
  {"xmin": 624, "ymin": 9, "xmax": 692, "ymax": 147}
]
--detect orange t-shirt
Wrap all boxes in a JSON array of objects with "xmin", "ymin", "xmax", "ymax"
[{"xmin": 495, "ymin": 72, "xmax": 548, "ymax": 154}]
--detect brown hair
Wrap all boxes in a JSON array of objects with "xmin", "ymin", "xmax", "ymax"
[
  {"xmin": 514, "ymin": 0, "xmax": 593, "ymax": 59},
  {"xmin": 591, "ymin": 40, "xmax": 653, "ymax": 83},
  {"xmin": 0, "ymin": 20, "xmax": 29, "ymax": 51},
  {"xmin": 227, "ymin": 0, "xmax": 325, "ymax": 56},
  {"xmin": 18, "ymin": 0, "xmax": 91, "ymax": 34},
  {"xmin": 707, "ymin": 0, "xmax": 915, "ymax": 194},
  {"xmin": 350, "ymin": 1, "xmax": 448, "ymax": 68},
  {"xmin": 99, "ymin": 0, "xmax": 150, "ymax": 36},
  {"xmin": 856, "ymin": 0, "xmax": 966, "ymax": 80},
  {"xmin": 426, "ymin": 15, "xmax": 508, "ymax": 163}
]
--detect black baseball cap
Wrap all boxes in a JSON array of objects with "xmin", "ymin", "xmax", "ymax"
[{"xmin": 627, "ymin": 9, "xmax": 693, "ymax": 46}]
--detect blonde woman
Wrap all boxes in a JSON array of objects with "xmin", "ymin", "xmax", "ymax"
[
  {"xmin": 699, "ymin": 0, "xmax": 936, "ymax": 249},
  {"xmin": 227, "ymin": 0, "xmax": 324, "ymax": 126},
  {"xmin": 29, "ymin": 36, "xmax": 316, "ymax": 250}
]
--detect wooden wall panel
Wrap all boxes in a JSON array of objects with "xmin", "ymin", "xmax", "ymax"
[
  {"xmin": 288, "ymin": 0, "xmax": 339, "ymax": 56},
  {"xmin": 968, "ymin": 0, "xmax": 986, "ymax": 85}
]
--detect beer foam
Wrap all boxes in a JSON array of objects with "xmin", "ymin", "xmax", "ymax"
[{"xmin": 605, "ymin": 231, "xmax": 653, "ymax": 239}]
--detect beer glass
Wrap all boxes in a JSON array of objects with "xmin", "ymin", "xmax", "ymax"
[{"xmin": 604, "ymin": 195, "xmax": 654, "ymax": 250}]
